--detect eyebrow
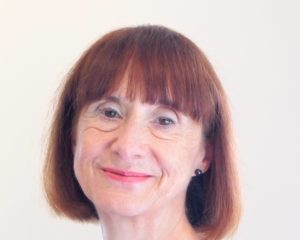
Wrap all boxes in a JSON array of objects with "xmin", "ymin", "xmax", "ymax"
[
  {"xmin": 101, "ymin": 95, "xmax": 179, "ymax": 111},
  {"xmin": 155, "ymin": 99, "xmax": 179, "ymax": 112},
  {"xmin": 101, "ymin": 96, "xmax": 122, "ymax": 104}
]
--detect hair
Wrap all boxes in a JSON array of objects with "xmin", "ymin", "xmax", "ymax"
[{"xmin": 43, "ymin": 25, "xmax": 241, "ymax": 239}]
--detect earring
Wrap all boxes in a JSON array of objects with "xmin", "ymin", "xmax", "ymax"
[{"xmin": 194, "ymin": 169, "xmax": 203, "ymax": 176}]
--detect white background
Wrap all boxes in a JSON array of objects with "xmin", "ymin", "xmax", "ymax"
[{"xmin": 1, "ymin": 0, "xmax": 299, "ymax": 239}]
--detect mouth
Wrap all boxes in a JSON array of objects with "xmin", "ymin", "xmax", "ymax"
[{"xmin": 101, "ymin": 167, "xmax": 152, "ymax": 183}]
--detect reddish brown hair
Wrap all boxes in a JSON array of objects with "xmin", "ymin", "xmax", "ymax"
[{"xmin": 43, "ymin": 25, "xmax": 241, "ymax": 239}]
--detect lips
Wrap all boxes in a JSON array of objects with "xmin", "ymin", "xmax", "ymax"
[{"xmin": 101, "ymin": 167, "xmax": 152, "ymax": 183}]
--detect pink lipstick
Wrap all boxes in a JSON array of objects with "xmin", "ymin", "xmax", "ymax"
[{"xmin": 101, "ymin": 168, "xmax": 151, "ymax": 183}]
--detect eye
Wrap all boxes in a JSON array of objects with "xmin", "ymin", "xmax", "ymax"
[
  {"xmin": 104, "ymin": 108, "xmax": 119, "ymax": 118},
  {"xmin": 96, "ymin": 106, "xmax": 122, "ymax": 120},
  {"xmin": 149, "ymin": 114, "xmax": 179, "ymax": 139},
  {"xmin": 156, "ymin": 117, "xmax": 175, "ymax": 126}
]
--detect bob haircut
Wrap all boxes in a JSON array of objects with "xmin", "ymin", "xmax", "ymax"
[{"xmin": 43, "ymin": 25, "xmax": 241, "ymax": 239}]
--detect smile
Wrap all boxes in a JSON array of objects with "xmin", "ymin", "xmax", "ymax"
[{"xmin": 101, "ymin": 167, "xmax": 152, "ymax": 183}]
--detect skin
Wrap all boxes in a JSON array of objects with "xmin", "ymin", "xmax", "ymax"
[{"xmin": 73, "ymin": 85, "xmax": 210, "ymax": 240}]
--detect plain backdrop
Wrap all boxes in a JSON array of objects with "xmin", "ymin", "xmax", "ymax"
[{"xmin": 1, "ymin": 0, "xmax": 299, "ymax": 239}]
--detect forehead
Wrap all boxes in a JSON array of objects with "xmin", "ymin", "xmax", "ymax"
[
  {"xmin": 98, "ymin": 71, "xmax": 179, "ymax": 111},
  {"xmin": 74, "ymin": 33, "xmax": 209, "ymax": 123}
]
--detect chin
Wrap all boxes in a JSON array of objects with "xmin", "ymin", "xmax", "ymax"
[{"xmin": 93, "ymin": 192, "xmax": 156, "ymax": 217}]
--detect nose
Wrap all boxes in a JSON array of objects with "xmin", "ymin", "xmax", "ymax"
[{"xmin": 110, "ymin": 117, "xmax": 149, "ymax": 161}]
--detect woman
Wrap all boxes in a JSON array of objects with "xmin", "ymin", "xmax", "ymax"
[{"xmin": 43, "ymin": 25, "xmax": 241, "ymax": 240}]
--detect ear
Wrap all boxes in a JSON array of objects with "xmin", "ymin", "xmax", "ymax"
[{"xmin": 199, "ymin": 141, "xmax": 213, "ymax": 173}]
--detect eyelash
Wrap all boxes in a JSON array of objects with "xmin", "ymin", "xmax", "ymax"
[
  {"xmin": 94, "ymin": 104, "xmax": 176, "ymax": 127},
  {"xmin": 96, "ymin": 107, "xmax": 122, "ymax": 120},
  {"xmin": 155, "ymin": 117, "xmax": 176, "ymax": 126}
]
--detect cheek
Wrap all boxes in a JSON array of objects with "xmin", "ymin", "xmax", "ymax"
[
  {"xmin": 74, "ymin": 129, "xmax": 108, "ymax": 162},
  {"xmin": 73, "ymin": 130, "xmax": 107, "ymax": 187},
  {"xmin": 73, "ymin": 129, "xmax": 116, "ymax": 204},
  {"xmin": 154, "ymin": 142, "xmax": 190, "ymax": 175},
  {"xmin": 150, "ymin": 141, "xmax": 199, "ymax": 202},
  {"xmin": 157, "ymin": 136, "xmax": 204, "ymax": 177}
]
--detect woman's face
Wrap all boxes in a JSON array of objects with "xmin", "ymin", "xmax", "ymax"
[{"xmin": 73, "ymin": 85, "xmax": 209, "ymax": 217}]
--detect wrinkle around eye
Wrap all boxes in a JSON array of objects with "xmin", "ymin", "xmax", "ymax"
[
  {"xmin": 82, "ymin": 126, "xmax": 118, "ymax": 133},
  {"xmin": 149, "ymin": 128, "xmax": 182, "ymax": 142}
]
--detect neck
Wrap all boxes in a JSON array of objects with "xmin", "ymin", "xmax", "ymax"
[{"xmin": 98, "ymin": 200, "xmax": 200, "ymax": 240}]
